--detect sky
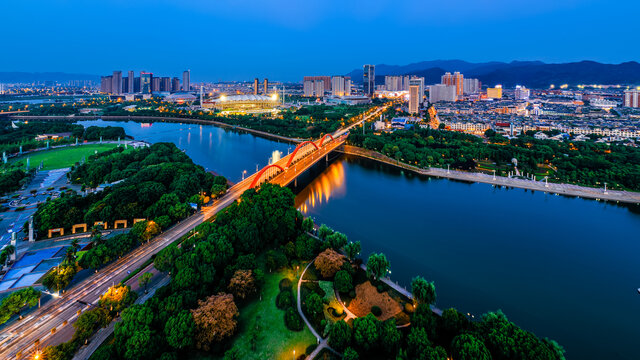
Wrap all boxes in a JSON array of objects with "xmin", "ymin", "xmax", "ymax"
[{"xmin": 2, "ymin": 0, "xmax": 639, "ymax": 81}]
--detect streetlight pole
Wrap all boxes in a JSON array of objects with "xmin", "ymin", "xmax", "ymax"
[{"xmin": 604, "ymin": 182, "xmax": 608, "ymax": 194}]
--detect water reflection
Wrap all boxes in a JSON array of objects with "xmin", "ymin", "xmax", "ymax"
[{"xmin": 296, "ymin": 160, "xmax": 346, "ymax": 213}]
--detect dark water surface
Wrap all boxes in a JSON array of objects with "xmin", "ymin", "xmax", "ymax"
[{"xmin": 81, "ymin": 120, "xmax": 640, "ymax": 359}]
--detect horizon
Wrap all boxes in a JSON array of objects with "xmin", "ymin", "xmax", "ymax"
[{"xmin": 1, "ymin": 0, "xmax": 639, "ymax": 81}]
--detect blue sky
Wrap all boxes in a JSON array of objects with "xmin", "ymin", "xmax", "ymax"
[{"xmin": 2, "ymin": 0, "xmax": 638, "ymax": 81}]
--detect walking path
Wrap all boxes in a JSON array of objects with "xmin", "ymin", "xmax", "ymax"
[{"xmin": 339, "ymin": 145, "xmax": 640, "ymax": 204}]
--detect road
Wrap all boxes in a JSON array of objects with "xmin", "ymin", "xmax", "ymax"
[{"xmin": 0, "ymin": 104, "xmax": 388, "ymax": 359}]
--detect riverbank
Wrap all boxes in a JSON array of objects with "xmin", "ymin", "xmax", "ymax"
[
  {"xmin": 338, "ymin": 145, "xmax": 640, "ymax": 204},
  {"xmin": 10, "ymin": 115, "xmax": 303, "ymax": 145}
]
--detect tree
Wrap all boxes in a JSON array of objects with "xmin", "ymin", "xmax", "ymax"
[
  {"xmin": 343, "ymin": 347, "xmax": 359, "ymax": 360},
  {"xmin": 302, "ymin": 217, "xmax": 314, "ymax": 232},
  {"xmin": 326, "ymin": 231, "xmax": 348, "ymax": 250},
  {"xmin": 73, "ymin": 308, "xmax": 111, "ymax": 344},
  {"xmin": 328, "ymin": 320, "xmax": 352, "ymax": 351},
  {"xmin": 154, "ymin": 243, "xmax": 180, "ymax": 273},
  {"xmin": 344, "ymin": 241, "xmax": 362, "ymax": 261},
  {"xmin": 451, "ymin": 334, "xmax": 491, "ymax": 360},
  {"xmin": 165, "ymin": 310, "xmax": 195, "ymax": 349},
  {"xmin": 284, "ymin": 307, "xmax": 304, "ymax": 331},
  {"xmin": 139, "ymin": 272, "xmax": 153, "ymax": 293},
  {"xmin": 114, "ymin": 304, "xmax": 156, "ymax": 360},
  {"xmin": 411, "ymin": 276, "xmax": 436, "ymax": 305},
  {"xmin": 353, "ymin": 313, "xmax": 379, "ymax": 351},
  {"xmin": 412, "ymin": 303, "xmax": 437, "ymax": 340},
  {"xmin": 228, "ymin": 269, "xmax": 257, "ymax": 300},
  {"xmin": 318, "ymin": 224, "xmax": 333, "ymax": 240},
  {"xmin": 265, "ymin": 249, "xmax": 287, "ymax": 271},
  {"xmin": 407, "ymin": 327, "xmax": 447, "ymax": 360},
  {"xmin": 305, "ymin": 292, "xmax": 324, "ymax": 320},
  {"xmin": 0, "ymin": 287, "xmax": 40, "ymax": 324},
  {"xmin": 42, "ymin": 265, "xmax": 77, "ymax": 292},
  {"xmin": 314, "ymin": 248, "xmax": 345, "ymax": 278},
  {"xmin": 366, "ymin": 253, "xmax": 390, "ymax": 281},
  {"xmin": 334, "ymin": 270, "xmax": 353, "ymax": 293},
  {"xmin": 380, "ymin": 319, "xmax": 401, "ymax": 354},
  {"xmin": 190, "ymin": 293, "xmax": 238, "ymax": 351}
]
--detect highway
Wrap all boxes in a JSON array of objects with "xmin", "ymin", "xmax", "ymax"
[{"xmin": 0, "ymin": 104, "xmax": 388, "ymax": 359}]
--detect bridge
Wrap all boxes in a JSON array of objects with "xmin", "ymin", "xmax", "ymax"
[
  {"xmin": 0, "ymin": 111, "xmax": 29, "ymax": 117},
  {"xmin": 0, "ymin": 103, "xmax": 389, "ymax": 360}
]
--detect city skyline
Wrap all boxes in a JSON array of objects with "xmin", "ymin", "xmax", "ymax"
[{"xmin": 1, "ymin": 0, "xmax": 639, "ymax": 81}]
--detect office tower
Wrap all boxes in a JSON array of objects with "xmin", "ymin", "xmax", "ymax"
[
  {"xmin": 111, "ymin": 71, "xmax": 122, "ymax": 95},
  {"xmin": 441, "ymin": 72, "xmax": 464, "ymax": 96},
  {"xmin": 140, "ymin": 72, "xmax": 152, "ymax": 94},
  {"xmin": 363, "ymin": 64, "xmax": 375, "ymax": 96},
  {"xmin": 624, "ymin": 90, "xmax": 640, "ymax": 107},
  {"xmin": 152, "ymin": 77, "xmax": 161, "ymax": 92},
  {"xmin": 463, "ymin": 78, "xmax": 480, "ymax": 94},
  {"xmin": 183, "ymin": 70, "xmax": 191, "ymax": 91},
  {"xmin": 385, "ymin": 76, "xmax": 403, "ymax": 91},
  {"xmin": 515, "ymin": 85, "xmax": 530, "ymax": 100},
  {"xmin": 487, "ymin": 85, "xmax": 502, "ymax": 99},
  {"xmin": 253, "ymin": 78, "xmax": 259, "ymax": 95},
  {"xmin": 331, "ymin": 76, "xmax": 348, "ymax": 96},
  {"xmin": 134, "ymin": 77, "xmax": 141, "ymax": 93},
  {"xmin": 303, "ymin": 76, "xmax": 332, "ymax": 91},
  {"xmin": 172, "ymin": 77, "xmax": 180, "ymax": 92},
  {"xmin": 263, "ymin": 79, "xmax": 269, "ymax": 94},
  {"xmin": 100, "ymin": 76, "xmax": 113, "ymax": 93},
  {"xmin": 409, "ymin": 84, "xmax": 420, "ymax": 114},
  {"xmin": 428, "ymin": 84, "xmax": 457, "ymax": 102},
  {"xmin": 122, "ymin": 77, "xmax": 129, "ymax": 93},
  {"xmin": 409, "ymin": 77, "xmax": 425, "ymax": 104},
  {"xmin": 128, "ymin": 71, "xmax": 134, "ymax": 93},
  {"xmin": 161, "ymin": 77, "xmax": 171, "ymax": 92}
]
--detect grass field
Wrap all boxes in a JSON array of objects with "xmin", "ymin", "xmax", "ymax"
[
  {"xmin": 9, "ymin": 144, "xmax": 118, "ymax": 170},
  {"xmin": 199, "ymin": 267, "xmax": 316, "ymax": 360}
]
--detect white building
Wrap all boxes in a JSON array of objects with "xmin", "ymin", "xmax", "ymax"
[
  {"xmin": 331, "ymin": 76, "xmax": 351, "ymax": 96},
  {"xmin": 303, "ymin": 80, "xmax": 325, "ymax": 97},
  {"xmin": 515, "ymin": 85, "xmax": 530, "ymax": 100},
  {"xmin": 463, "ymin": 78, "xmax": 480, "ymax": 94},
  {"xmin": 385, "ymin": 76, "xmax": 403, "ymax": 91},
  {"xmin": 429, "ymin": 84, "xmax": 457, "ymax": 102},
  {"xmin": 624, "ymin": 89, "xmax": 640, "ymax": 108}
]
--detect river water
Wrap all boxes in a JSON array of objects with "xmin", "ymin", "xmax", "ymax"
[{"xmin": 79, "ymin": 119, "xmax": 640, "ymax": 360}]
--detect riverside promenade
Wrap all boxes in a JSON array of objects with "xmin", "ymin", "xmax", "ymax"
[{"xmin": 339, "ymin": 145, "xmax": 640, "ymax": 204}]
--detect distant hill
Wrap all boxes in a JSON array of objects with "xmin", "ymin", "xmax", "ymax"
[
  {"xmin": 347, "ymin": 60, "xmax": 640, "ymax": 88},
  {"xmin": 0, "ymin": 72, "xmax": 99, "ymax": 83}
]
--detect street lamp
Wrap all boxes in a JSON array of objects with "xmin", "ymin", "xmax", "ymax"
[{"xmin": 242, "ymin": 170, "xmax": 247, "ymax": 181}]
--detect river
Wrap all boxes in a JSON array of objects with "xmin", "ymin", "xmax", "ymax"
[{"xmin": 78, "ymin": 119, "xmax": 640, "ymax": 360}]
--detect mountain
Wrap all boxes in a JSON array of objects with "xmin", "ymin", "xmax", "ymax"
[
  {"xmin": 347, "ymin": 60, "xmax": 640, "ymax": 88},
  {"xmin": 0, "ymin": 72, "xmax": 99, "ymax": 83}
]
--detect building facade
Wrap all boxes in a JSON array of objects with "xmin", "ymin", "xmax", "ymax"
[
  {"xmin": 441, "ymin": 72, "xmax": 464, "ymax": 96},
  {"xmin": 182, "ymin": 70, "xmax": 190, "ymax": 91},
  {"xmin": 363, "ymin": 64, "xmax": 375, "ymax": 96},
  {"xmin": 624, "ymin": 90, "xmax": 640, "ymax": 108},
  {"xmin": 429, "ymin": 84, "xmax": 457, "ymax": 102},
  {"xmin": 409, "ymin": 84, "xmax": 420, "ymax": 114}
]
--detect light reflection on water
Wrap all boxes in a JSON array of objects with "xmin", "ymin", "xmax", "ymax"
[{"xmin": 296, "ymin": 160, "xmax": 346, "ymax": 213}]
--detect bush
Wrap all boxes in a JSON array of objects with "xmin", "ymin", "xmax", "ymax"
[
  {"xmin": 371, "ymin": 306, "xmax": 382, "ymax": 317},
  {"xmin": 276, "ymin": 289, "xmax": 294, "ymax": 309},
  {"xmin": 279, "ymin": 278, "xmax": 292, "ymax": 291},
  {"xmin": 328, "ymin": 306, "xmax": 344, "ymax": 318},
  {"xmin": 284, "ymin": 307, "xmax": 303, "ymax": 331},
  {"xmin": 377, "ymin": 284, "xmax": 385, "ymax": 293}
]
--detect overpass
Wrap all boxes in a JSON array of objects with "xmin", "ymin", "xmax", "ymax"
[{"xmin": 0, "ymin": 103, "xmax": 389, "ymax": 360}]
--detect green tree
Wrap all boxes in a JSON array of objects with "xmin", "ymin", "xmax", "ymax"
[
  {"xmin": 326, "ymin": 232, "xmax": 348, "ymax": 250},
  {"xmin": 334, "ymin": 270, "xmax": 353, "ymax": 293},
  {"xmin": 165, "ymin": 310, "xmax": 195, "ymax": 349},
  {"xmin": 411, "ymin": 276, "xmax": 436, "ymax": 305},
  {"xmin": 302, "ymin": 217, "xmax": 314, "ymax": 232},
  {"xmin": 451, "ymin": 333, "xmax": 491, "ymax": 360},
  {"xmin": 344, "ymin": 241, "xmax": 362, "ymax": 261},
  {"xmin": 328, "ymin": 320, "xmax": 352, "ymax": 351},
  {"xmin": 305, "ymin": 292, "xmax": 324, "ymax": 320},
  {"xmin": 318, "ymin": 224, "xmax": 333, "ymax": 240},
  {"xmin": 344, "ymin": 347, "xmax": 359, "ymax": 360},
  {"xmin": 380, "ymin": 319, "xmax": 401, "ymax": 354},
  {"xmin": 353, "ymin": 313, "xmax": 379, "ymax": 351},
  {"xmin": 366, "ymin": 253, "xmax": 390, "ymax": 281},
  {"xmin": 138, "ymin": 272, "xmax": 153, "ymax": 293}
]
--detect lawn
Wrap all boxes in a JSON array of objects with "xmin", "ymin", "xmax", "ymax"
[
  {"xmin": 9, "ymin": 144, "xmax": 119, "ymax": 170},
  {"xmin": 202, "ymin": 266, "xmax": 317, "ymax": 360}
]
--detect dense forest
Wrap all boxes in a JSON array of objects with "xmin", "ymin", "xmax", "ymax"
[{"xmin": 348, "ymin": 128, "xmax": 640, "ymax": 191}]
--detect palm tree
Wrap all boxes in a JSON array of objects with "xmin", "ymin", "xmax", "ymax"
[
  {"xmin": 63, "ymin": 247, "xmax": 76, "ymax": 266},
  {"xmin": 70, "ymin": 239, "xmax": 80, "ymax": 253}
]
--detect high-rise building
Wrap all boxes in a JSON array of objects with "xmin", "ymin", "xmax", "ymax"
[
  {"xmin": 127, "ymin": 71, "xmax": 134, "ymax": 93},
  {"xmin": 385, "ymin": 76, "xmax": 403, "ymax": 91},
  {"xmin": 363, "ymin": 64, "xmax": 375, "ymax": 96},
  {"xmin": 263, "ymin": 78, "xmax": 269, "ymax": 94},
  {"xmin": 100, "ymin": 76, "xmax": 113, "ymax": 93},
  {"xmin": 463, "ymin": 78, "xmax": 480, "ymax": 94},
  {"xmin": 183, "ymin": 70, "xmax": 190, "ymax": 91},
  {"xmin": 409, "ymin": 77, "xmax": 425, "ymax": 104},
  {"xmin": 253, "ymin": 78, "xmax": 259, "ymax": 95},
  {"xmin": 304, "ymin": 80, "xmax": 325, "ymax": 97},
  {"xmin": 140, "ymin": 72, "xmax": 153, "ymax": 94},
  {"xmin": 134, "ymin": 77, "xmax": 141, "ymax": 93},
  {"xmin": 303, "ymin": 76, "xmax": 332, "ymax": 91},
  {"xmin": 487, "ymin": 85, "xmax": 502, "ymax": 99},
  {"xmin": 441, "ymin": 72, "xmax": 464, "ymax": 96},
  {"xmin": 152, "ymin": 77, "xmax": 161, "ymax": 92},
  {"xmin": 122, "ymin": 77, "xmax": 129, "ymax": 93},
  {"xmin": 331, "ymin": 76, "xmax": 351, "ymax": 96},
  {"xmin": 515, "ymin": 85, "xmax": 530, "ymax": 100},
  {"xmin": 428, "ymin": 84, "xmax": 457, "ymax": 102},
  {"xmin": 409, "ymin": 84, "xmax": 421, "ymax": 114},
  {"xmin": 624, "ymin": 89, "xmax": 640, "ymax": 108},
  {"xmin": 172, "ymin": 77, "xmax": 180, "ymax": 92},
  {"xmin": 111, "ymin": 71, "xmax": 122, "ymax": 95}
]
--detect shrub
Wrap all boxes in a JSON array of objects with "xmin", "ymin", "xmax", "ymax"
[
  {"xmin": 279, "ymin": 278, "xmax": 292, "ymax": 292},
  {"xmin": 284, "ymin": 307, "xmax": 303, "ymax": 331},
  {"xmin": 377, "ymin": 284, "xmax": 385, "ymax": 293},
  {"xmin": 371, "ymin": 306, "xmax": 382, "ymax": 317},
  {"xmin": 276, "ymin": 289, "xmax": 293, "ymax": 309}
]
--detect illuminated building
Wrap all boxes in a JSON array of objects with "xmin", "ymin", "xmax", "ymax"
[
  {"xmin": 127, "ymin": 71, "xmax": 134, "ymax": 94},
  {"xmin": 385, "ymin": 76, "xmax": 403, "ymax": 91},
  {"xmin": 160, "ymin": 77, "xmax": 171, "ymax": 92},
  {"xmin": 172, "ymin": 77, "xmax": 180, "ymax": 92},
  {"xmin": 487, "ymin": 86, "xmax": 502, "ymax": 99},
  {"xmin": 183, "ymin": 70, "xmax": 191, "ymax": 91},
  {"xmin": 164, "ymin": 93, "xmax": 197, "ymax": 104},
  {"xmin": 515, "ymin": 85, "xmax": 530, "ymax": 100},
  {"xmin": 152, "ymin": 77, "xmax": 160, "ymax": 92},
  {"xmin": 304, "ymin": 80, "xmax": 324, "ymax": 97},
  {"xmin": 363, "ymin": 64, "xmax": 375, "ymax": 96},
  {"xmin": 253, "ymin": 78, "xmax": 259, "ymax": 95},
  {"xmin": 441, "ymin": 71, "xmax": 464, "ymax": 96},
  {"xmin": 624, "ymin": 89, "xmax": 640, "ymax": 108},
  {"xmin": 303, "ymin": 76, "xmax": 332, "ymax": 91},
  {"xmin": 409, "ymin": 77, "xmax": 425, "ymax": 104},
  {"xmin": 331, "ymin": 76, "xmax": 351, "ymax": 96},
  {"xmin": 140, "ymin": 72, "xmax": 153, "ymax": 94},
  {"xmin": 429, "ymin": 84, "xmax": 457, "ymax": 102},
  {"xmin": 409, "ymin": 83, "xmax": 420, "ymax": 114},
  {"xmin": 100, "ymin": 76, "xmax": 113, "ymax": 93},
  {"xmin": 203, "ymin": 94, "xmax": 280, "ymax": 114},
  {"xmin": 463, "ymin": 78, "xmax": 480, "ymax": 94},
  {"xmin": 112, "ymin": 71, "xmax": 122, "ymax": 95},
  {"xmin": 263, "ymin": 78, "xmax": 269, "ymax": 94}
]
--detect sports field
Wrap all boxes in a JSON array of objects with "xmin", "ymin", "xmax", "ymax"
[{"xmin": 9, "ymin": 144, "xmax": 118, "ymax": 170}]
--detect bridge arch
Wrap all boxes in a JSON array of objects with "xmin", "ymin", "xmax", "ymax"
[
  {"xmin": 285, "ymin": 141, "xmax": 319, "ymax": 168},
  {"xmin": 318, "ymin": 134, "xmax": 334, "ymax": 147},
  {"xmin": 250, "ymin": 164, "xmax": 285, "ymax": 188}
]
